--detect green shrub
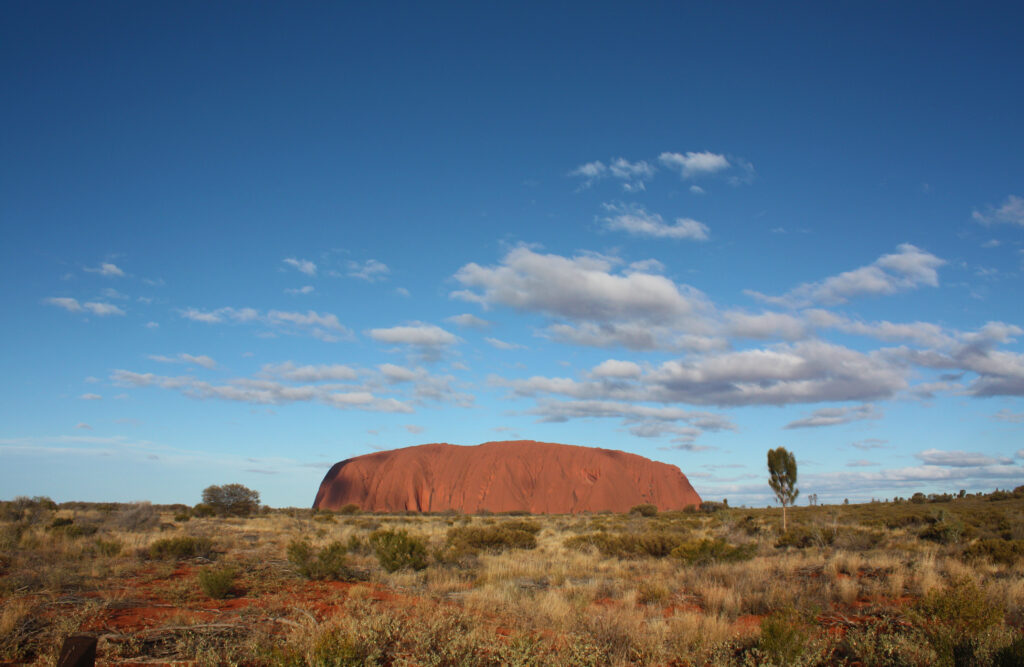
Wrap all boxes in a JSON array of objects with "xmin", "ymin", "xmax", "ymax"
[
  {"xmin": 563, "ymin": 531, "xmax": 688, "ymax": 558},
  {"xmin": 174, "ymin": 512, "xmax": 191, "ymax": 522},
  {"xmin": 629, "ymin": 503, "xmax": 658, "ymax": 517},
  {"xmin": 338, "ymin": 503, "xmax": 361, "ymax": 515},
  {"xmin": 775, "ymin": 524, "xmax": 836, "ymax": 549},
  {"xmin": 48, "ymin": 517, "xmax": 73, "ymax": 530},
  {"xmin": 993, "ymin": 634, "xmax": 1024, "ymax": 667},
  {"xmin": 671, "ymin": 538, "xmax": 756, "ymax": 565},
  {"xmin": 369, "ymin": 530, "xmax": 428, "ymax": 572},
  {"xmin": 147, "ymin": 536, "xmax": 215, "ymax": 560},
  {"xmin": 912, "ymin": 575, "xmax": 1003, "ymax": 665},
  {"xmin": 963, "ymin": 539, "xmax": 1024, "ymax": 566},
  {"xmin": 192, "ymin": 503, "xmax": 216, "ymax": 518},
  {"xmin": 95, "ymin": 538, "xmax": 121, "ymax": 557},
  {"xmin": 198, "ymin": 565, "xmax": 236, "ymax": 599},
  {"xmin": 287, "ymin": 539, "xmax": 353, "ymax": 580},
  {"xmin": 115, "ymin": 502, "xmax": 160, "ymax": 532},
  {"xmin": 447, "ymin": 523, "xmax": 539, "ymax": 554},
  {"xmin": 919, "ymin": 512, "xmax": 965, "ymax": 544},
  {"xmin": 758, "ymin": 610, "xmax": 808, "ymax": 665}
]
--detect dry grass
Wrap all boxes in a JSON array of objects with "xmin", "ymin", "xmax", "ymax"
[{"xmin": 1, "ymin": 496, "xmax": 1023, "ymax": 664}]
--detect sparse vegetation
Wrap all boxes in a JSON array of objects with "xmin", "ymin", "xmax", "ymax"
[{"xmin": 1, "ymin": 493, "xmax": 1023, "ymax": 664}]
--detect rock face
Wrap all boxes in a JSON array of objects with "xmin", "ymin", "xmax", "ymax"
[{"xmin": 313, "ymin": 440, "xmax": 702, "ymax": 513}]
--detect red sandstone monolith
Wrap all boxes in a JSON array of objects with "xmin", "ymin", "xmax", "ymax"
[{"xmin": 313, "ymin": 440, "xmax": 701, "ymax": 513}]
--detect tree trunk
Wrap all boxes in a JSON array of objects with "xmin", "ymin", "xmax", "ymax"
[{"xmin": 782, "ymin": 503, "xmax": 787, "ymax": 532}]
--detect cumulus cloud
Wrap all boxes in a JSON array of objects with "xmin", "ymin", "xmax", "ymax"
[
  {"xmin": 527, "ymin": 399, "xmax": 736, "ymax": 442},
  {"xmin": 44, "ymin": 297, "xmax": 124, "ymax": 316},
  {"xmin": 724, "ymin": 311, "xmax": 808, "ymax": 340},
  {"xmin": 590, "ymin": 360, "xmax": 642, "ymax": 379},
  {"xmin": 404, "ymin": 424, "xmax": 424, "ymax": 434},
  {"xmin": 804, "ymin": 310, "xmax": 951, "ymax": 348},
  {"xmin": 569, "ymin": 158, "xmax": 656, "ymax": 191},
  {"xmin": 79, "ymin": 393, "xmax": 102, "ymax": 400},
  {"xmin": 972, "ymin": 195, "xmax": 1024, "ymax": 226},
  {"xmin": 446, "ymin": 313, "xmax": 491, "ymax": 329},
  {"xmin": 262, "ymin": 362, "xmax": 359, "ymax": 382},
  {"xmin": 369, "ymin": 324, "xmax": 458, "ymax": 346},
  {"xmin": 485, "ymin": 337, "xmax": 526, "ymax": 350},
  {"xmin": 504, "ymin": 340, "xmax": 907, "ymax": 408},
  {"xmin": 283, "ymin": 257, "xmax": 317, "ymax": 276},
  {"xmin": 347, "ymin": 259, "xmax": 390, "ymax": 282},
  {"xmin": 148, "ymin": 353, "xmax": 217, "ymax": 369},
  {"xmin": 600, "ymin": 202, "xmax": 710, "ymax": 241},
  {"xmin": 851, "ymin": 438, "xmax": 889, "ymax": 450},
  {"xmin": 784, "ymin": 404, "xmax": 881, "ymax": 429},
  {"xmin": 658, "ymin": 151, "xmax": 730, "ymax": 178},
  {"xmin": 452, "ymin": 246, "xmax": 710, "ymax": 328},
  {"xmin": 111, "ymin": 369, "xmax": 413, "ymax": 413},
  {"xmin": 285, "ymin": 285, "xmax": 315, "ymax": 295},
  {"xmin": 846, "ymin": 460, "xmax": 878, "ymax": 467},
  {"xmin": 180, "ymin": 306, "xmax": 350, "ymax": 341},
  {"xmin": 914, "ymin": 449, "xmax": 1014, "ymax": 467},
  {"xmin": 749, "ymin": 244, "xmax": 945, "ymax": 307},
  {"xmin": 85, "ymin": 262, "xmax": 125, "ymax": 277},
  {"xmin": 378, "ymin": 363, "xmax": 420, "ymax": 383}
]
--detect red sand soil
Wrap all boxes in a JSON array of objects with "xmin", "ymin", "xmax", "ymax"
[{"xmin": 313, "ymin": 440, "xmax": 702, "ymax": 513}]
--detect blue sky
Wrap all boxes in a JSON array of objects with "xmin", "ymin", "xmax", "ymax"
[{"xmin": 2, "ymin": 3, "xmax": 1022, "ymax": 507}]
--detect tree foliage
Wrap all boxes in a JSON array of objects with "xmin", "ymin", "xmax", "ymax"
[
  {"xmin": 201, "ymin": 483, "xmax": 260, "ymax": 517},
  {"xmin": 767, "ymin": 446, "xmax": 799, "ymax": 532}
]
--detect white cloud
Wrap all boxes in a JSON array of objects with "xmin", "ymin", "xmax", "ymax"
[
  {"xmin": 609, "ymin": 158, "xmax": 656, "ymax": 191},
  {"xmin": 379, "ymin": 363, "xmax": 419, "ymax": 383},
  {"xmin": 993, "ymin": 409, "xmax": 1024, "ymax": 424},
  {"xmin": 369, "ymin": 323, "xmax": 459, "ymax": 347},
  {"xmin": 446, "ymin": 313, "xmax": 491, "ymax": 329},
  {"xmin": 452, "ymin": 246, "xmax": 710, "ymax": 328},
  {"xmin": 44, "ymin": 297, "xmax": 124, "ymax": 316},
  {"xmin": 658, "ymin": 151, "xmax": 730, "ymax": 178},
  {"xmin": 404, "ymin": 424, "xmax": 424, "ymax": 434},
  {"xmin": 568, "ymin": 160, "xmax": 607, "ymax": 188},
  {"xmin": 148, "ymin": 353, "xmax": 217, "ymax": 369},
  {"xmin": 851, "ymin": 438, "xmax": 889, "ymax": 450},
  {"xmin": 972, "ymin": 195, "xmax": 1024, "ymax": 226},
  {"xmin": 914, "ymin": 449, "xmax": 1013, "ymax": 467},
  {"xmin": 100, "ymin": 288, "xmax": 128, "ymax": 300},
  {"xmin": 80, "ymin": 393, "xmax": 102, "ymax": 400},
  {"xmin": 395, "ymin": 287, "xmax": 411, "ymax": 298},
  {"xmin": 85, "ymin": 262, "xmax": 126, "ymax": 277},
  {"xmin": 75, "ymin": 422, "xmax": 92, "ymax": 430},
  {"xmin": 528, "ymin": 398, "xmax": 736, "ymax": 434},
  {"xmin": 485, "ymin": 337, "xmax": 526, "ymax": 351},
  {"xmin": 749, "ymin": 244, "xmax": 945, "ymax": 307},
  {"xmin": 846, "ymin": 460, "xmax": 878, "ymax": 467},
  {"xmin": 111, "ymin": 369, "xmax": 413, "ymax": 414},
  {"xmin": 283, "ymin": 257, "xmax": 317, "ymax": 276},
  {"xmin": 180, "ymin": 307, "xmax": 350, "ymax": 341},
  {"xmin": 262, "ymin": 362, "xmax": 359, "ymax": 382},
  {"xmin": 784, "ymin": 404, "xmax": 881, "ymax": 429},
  {"xmin": 689, "ymin": 185, "xmax": 705, "ymax": 195},
  {"xmin": 590, "ymin": 360, "xmax": 642, "ymax": 379},
  {"xmin": 804, "ymin": 310, "xmax": 951, "ymax": 348},
  {"xmin": 83, "ymin": 302, "xmax": 125, "ymax": 316},
  {"xmin": 724, "ymin": 311, "xmax": 807, "ymax": 340},
  {"xmin": 600, "ymin": 202, "xmax": 710, "ymax": 241},
  {"xmin": 347, "ymin": 259, "xmax": 390, "ymax": 282},
  {"xmin": 145, "ymin": 321, "xmax": 159, "ymax": 329},
  {"xmin": 44, "ymin": 297, "xmax": 83, "ymax": 312},
  {"xmin": 285, "ymin": 285, "xmax": 315, "ymax": 295}
]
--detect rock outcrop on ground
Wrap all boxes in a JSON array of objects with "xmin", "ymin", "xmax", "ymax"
[{"xmin": 313, "ymin": 440, "xmax": 702, "ymax": 513}]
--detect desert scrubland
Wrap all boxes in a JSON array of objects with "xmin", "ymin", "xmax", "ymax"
[{"xmin": 2, "ymin": 492, "xmax": 1023, "ymax": 666}]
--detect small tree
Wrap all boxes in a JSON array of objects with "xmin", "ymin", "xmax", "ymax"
[
  {"xmin": 767, "ymin": 447, "xmax": 799, "ymax": 532},
  {"xmin": 201, "ymin": 484, "xmax": 260, "ymax": 517}
]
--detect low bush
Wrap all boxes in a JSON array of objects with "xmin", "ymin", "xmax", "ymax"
[
  {"xmin": 369, "ymin": 530, "xmax": 428, "ymax": 572},
  {"xmin": 147, "ymin": 536, "xmax": 215, "ymax": 560},
  {"xmin": 338, "ymin": 503, "xmax": 361, "ymax": 515},
  {"xmin": 962, "ymin": 539, "xmax": 1024, "ymax": 566},
  {"xmin": 912, "ymin": 575, "xmax": 1004, "ymax": 665},
  {"xmin": 775, "ymin": 524, "xmax": 836, "ymax": 549},
  {"xmin": 198, "ymin": 565, "xmax": 236, "ymax": 599},
  {"xmin": 115, "ymin": 502, "xmax": 160, "ymax": 532},
  {"xmin": 95, "ymin": 538, "xmax": 121, "ymax": 557},
  {"xmin": 671, "ymin": 538, "xmax": 756, "ymax": 565},
  {"xmin": 564, "ymin": 531, "xmax": 688, "ymax": 558},
  {"xmin": 919, "ymin": 512, "xmax": 965, "ymax": 544},
  {"xmin": 629, "ymin": 503, "xmax": 658, "ymax": 517},
  {"xmin": 446, "ymin": 523, "xmax": 539, "ymax": 554},
  {"xmin": 757, "ymin": 610, "xmax": 809, "ymax": 665},
  {"xmin": 287, "ymin": 539, "xmax": 353, "ymax": 580}
]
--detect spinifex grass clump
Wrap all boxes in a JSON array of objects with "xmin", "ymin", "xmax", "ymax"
[
  {"xmin": 369, "ymin": 529, "xmax": 428, "ymax": 572},
  {"xmin": 911, "ymin": 575, "xmax": 1005, "ymax": 666},
  {"xmin": 670, "ymin": 538, "xmax": 756, "ymax": 565},
  {"xmin": 563, "ymin": 531, "xmax": 689, "ymax": 558},
  {"xmin": 287, "ymin": 539, "xmax": 354, "ymax": 580},
  {"xmin": 147, "ymin": 536, "xmax": 215, "ymax": 560},
  {"xmin": 198, "ymin": 565, "xmax": 236, "ymax": 599},
  {"xmin": 445, "ymin": 521, "xmax": 540, "ymax": 554}
]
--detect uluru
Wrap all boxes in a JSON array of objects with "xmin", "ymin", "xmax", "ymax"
[{"xmin": 313, "ymin": 440, "xmax": 702, "ymax": 514}]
